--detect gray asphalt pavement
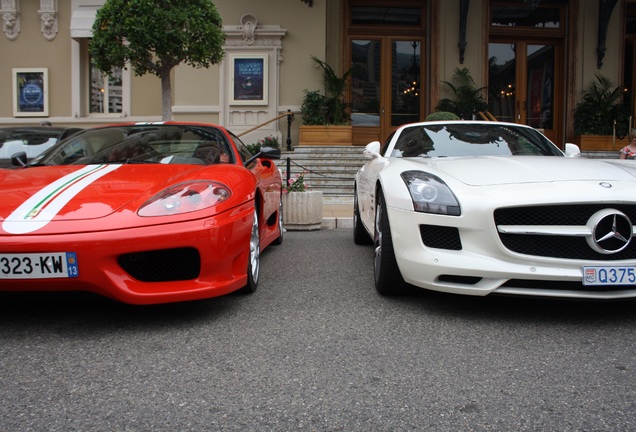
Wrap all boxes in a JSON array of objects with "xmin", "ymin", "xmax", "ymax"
[{"xmin": 1, "ymin": 228, "xmax": 636, "ymax": 431}]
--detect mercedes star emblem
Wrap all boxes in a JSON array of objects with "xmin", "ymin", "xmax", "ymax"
[{"xmin": 586, "ymin": 209, "xmax": 633, "ymax": 254}]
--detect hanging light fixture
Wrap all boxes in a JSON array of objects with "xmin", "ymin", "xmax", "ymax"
[
  {"xmin": 526, "ymin": 0, "xmax": 541, "ymax": 8},
  {"xmin": 403, "ymin": 41, "xmax": 420, "ymax": 97}
]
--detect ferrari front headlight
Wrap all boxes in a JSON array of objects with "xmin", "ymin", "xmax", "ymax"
[
  {"xmin": 138, "ymin": 180, "xmax": 231, "ymax": 217},
  {"xmin": 401, "ymin": 171, "xmax": 461, "ymax": 216}
]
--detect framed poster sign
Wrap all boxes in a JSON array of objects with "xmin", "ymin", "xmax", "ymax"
[
  {"xmin": 13, "ymin": 68, "xmax": 49, "ymax": 117},
  {"xmin": 230, "ymin": 55, "xmax": 268, "ymax": 105}
]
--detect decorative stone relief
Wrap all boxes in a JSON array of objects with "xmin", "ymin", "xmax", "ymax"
[
  {"xmin": 39, "ymin": 0, "xmax": 57, "ymax": 41},
  {"xmin": 224, "ymin": 14, "xmax": 287, "ymax": 63},
  {"xmin": 1, "ymin": 0, "xmax": 20, "ymax": 41},
  {"xmin": 241, "ymin": 13, "xmax": 257, "ymax": 45}
]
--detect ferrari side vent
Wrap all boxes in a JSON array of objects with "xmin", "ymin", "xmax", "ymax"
[
  {"xmin": 118, "ymin": 248, "xmax": 200, "ymax": 282},
  {"xmin": 419, "ymin": 225, "xmax": 462, "ymax": 250}
]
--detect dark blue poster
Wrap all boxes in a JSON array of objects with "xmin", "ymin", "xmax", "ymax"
[
  {"xmin": 233, "ymin": 57, "xmax": 265, "ymax": 102},
  {"xmin": 17, "ymin": 71, "xmax": 45, "ymax": 113}
]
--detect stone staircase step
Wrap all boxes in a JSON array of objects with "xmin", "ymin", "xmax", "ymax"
[{"xmin": 276, "ymin": 145, "xmax": 367, "ymax": 201}]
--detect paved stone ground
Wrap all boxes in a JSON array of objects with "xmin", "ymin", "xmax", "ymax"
[{"xmin": 2, "ymin": 229, "xmax": 636, "ymax": 431}]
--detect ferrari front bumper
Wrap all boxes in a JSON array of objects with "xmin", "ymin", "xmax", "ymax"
[{"xmin": 0, "ymin": 203, "xmax": 254, "ymax": 304}]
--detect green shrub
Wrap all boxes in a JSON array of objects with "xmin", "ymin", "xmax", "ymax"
[
  {"xmin": 300, "ymin": 90, "xmax": 328, "ymax": 126},
  {"xmin": 300, "ymin": 56, "xmax": 359, "ymax": 125},
  {"xmin": 436, "ymin": 67, "xmax": 487, "ymax": 119},
  {"xmin": 425, "ymin": 111, "xmax": 460, "ymax": 121},
  {"xmin": 573, "ymin": 73, "xmax": 631, "ymax": 137},
  {"xmin": 247, "ymin": 135, "xmax": 281, "ymax": 155}
]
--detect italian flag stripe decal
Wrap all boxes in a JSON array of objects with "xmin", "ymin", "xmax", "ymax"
[{"xmin": 2, "ymin": 164, "xmax": 122, "ymax": 234}]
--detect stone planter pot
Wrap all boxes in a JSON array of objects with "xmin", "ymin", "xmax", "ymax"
[{"xmin": 282, "ymin": 191, "xmax": 323, "ymax": 231}]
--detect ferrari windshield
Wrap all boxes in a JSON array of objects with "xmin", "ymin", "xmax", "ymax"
[
  {"xmin": 389, "ymin": 123, "xmax": 563, "ymax": 158},
  {"xmin": 31, "ymin": 124, "xmax": 235, "ymax": 166},
  {"xmin": 0, "ymin": 127, "xmax": 61, "ymax": 146}
]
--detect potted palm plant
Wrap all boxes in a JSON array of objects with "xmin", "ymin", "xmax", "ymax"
[
  {"xmin": 435, "ymin": 67, "xmax": 487, "ymax": 120},
  {"xmin": 299, "ymin": 56, "xmax": 355, "ymax": 145},
  {"xmin": 573, "ymin": 73, "xmax": 631, "ymax": 151}
]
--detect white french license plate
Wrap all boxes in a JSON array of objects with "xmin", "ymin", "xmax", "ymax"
[
  {"xmin": 582, "ymin": 266, "xmax": 636, "ymax": 286},
  {"xmin": 0, "ymin": 252, "xmax": 79, "ymax": 279}
]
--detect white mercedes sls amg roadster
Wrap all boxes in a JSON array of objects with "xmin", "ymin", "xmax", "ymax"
[{"xmin": 354, "ymin": 120, "xmax": 636, "ymax": 300}]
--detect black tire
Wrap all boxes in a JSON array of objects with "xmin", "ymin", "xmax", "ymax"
[
  {"xmin": 353, "ymin": 186, "xmax": 372, "ymax": 245},
  {"xmin": 241, "ymin": 208, "xmax": 260, "ymax": 293},
  {"xmin": 374, "ymin": 190, "xmax": 406, "ymax": 295},
  {"xmin": 273, "ymin": 196, "xmax": 284, "ymax": 245}
]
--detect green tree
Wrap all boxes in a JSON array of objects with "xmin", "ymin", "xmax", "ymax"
[{"xmin": 90, "ymin": 0, "xmax": 225, "ymax": 120}]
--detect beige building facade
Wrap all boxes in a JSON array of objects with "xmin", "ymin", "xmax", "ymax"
[{"xmin": 0, "ymin": 0, "xmax": 633, "ymax": 147}]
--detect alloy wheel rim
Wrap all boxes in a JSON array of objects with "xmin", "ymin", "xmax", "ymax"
[
  {"xmin": 278, "ymin": 200, "xmax": 284, "ymax": 237},
  {"xmin": 374, "ymin": 202, "xmax": 383, "ymax": 282},
  {"xmin": 353, "ymin": 193, "xmax": 359, "ymax": 226},
  {"xmin": 250, "ymin": 211, "xmax": 260, "ymax": 283}
]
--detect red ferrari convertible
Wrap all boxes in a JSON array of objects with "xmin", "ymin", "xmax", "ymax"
[{"xmin": 0, "ymin": 122, "xmax": 283, "ymax": 304}]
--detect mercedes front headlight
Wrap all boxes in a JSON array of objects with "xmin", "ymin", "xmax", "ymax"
[{"xmin": 401, "ymin": 171, "xmax": 461, "ymax": 216}]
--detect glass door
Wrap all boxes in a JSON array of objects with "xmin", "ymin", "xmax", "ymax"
[
  {"xmin": 488, "ymin": 41, "xmax": 559, "ymax": 141},
  {"xmin": 350, "ymin": 37, "xmax": 424, "ymax": 145},
  {"xmin": 392, "ymin": 40, "xmax": 422, "ymax": 126},
  {"xmin": 351, "ymin": 39, "xmax": 381, "ymax": 144}
]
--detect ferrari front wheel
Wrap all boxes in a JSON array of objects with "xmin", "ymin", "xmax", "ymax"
[
  {"xmin": 374, "ymin": 190, "xmax": 405, "ymax": 295},
  {"xmin": 242, "ymin": 208, "xmax": 260, "ymax": 293}
]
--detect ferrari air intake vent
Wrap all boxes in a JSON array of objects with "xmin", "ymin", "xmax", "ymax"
[
  {"xmin": 420, "ymin": 225, "xmax": 462, "ymax": 250},
  {"xmin": 494, "ymin": 204, "xmax": 636, "ymax": 260},
  {"xmin": 118, "ymin": 248, "xmax": 200, "ymax": 282}
]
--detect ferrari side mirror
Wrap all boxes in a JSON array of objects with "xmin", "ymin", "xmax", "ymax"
[{"xmin": 11, "ymin": 151, "xmax": 28, "ymax": 167}]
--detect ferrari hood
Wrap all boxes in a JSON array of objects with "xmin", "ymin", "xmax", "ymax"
[
  {"xmin": 0, "ymin": 164, "xmax": 209, "ymax": 229},
  {"xmin": 404, "ymin": 156, "xmax": 636, "ymax": 186}
]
